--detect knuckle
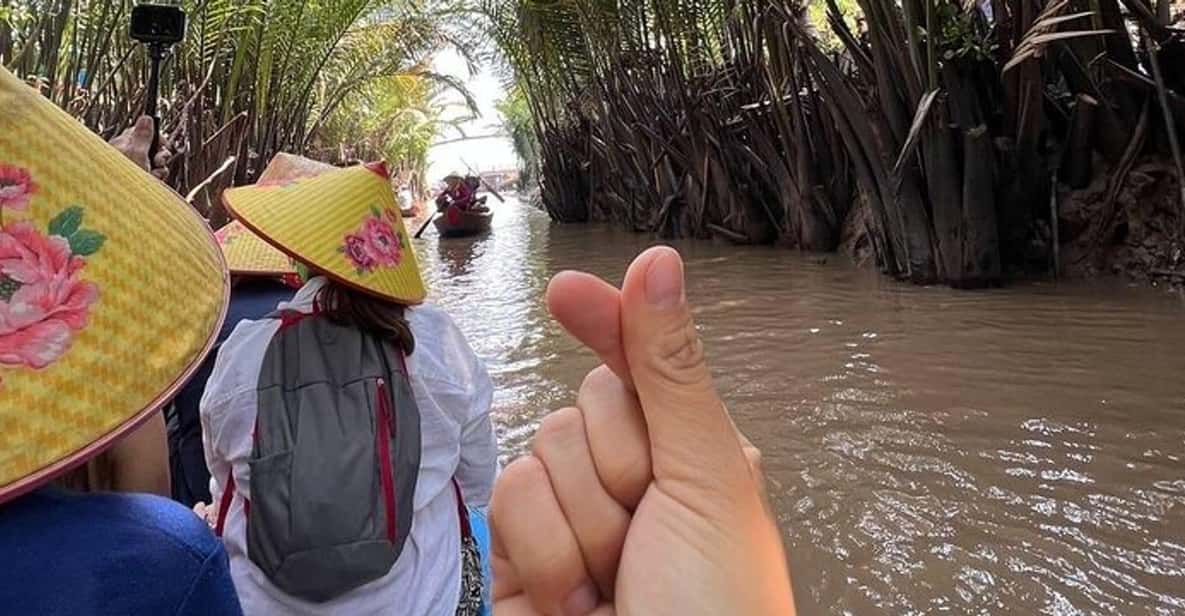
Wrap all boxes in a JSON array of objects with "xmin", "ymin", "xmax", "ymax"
[
  {"xmin": 532, "ymin": 407, "xmax": 584, "ymax": 454},
  {"xmin": 492, "ymin": 455, "xmax": 547, "ymax": 515},
  {"xmin": 578, "ymin": 365, "xmax": 617, "ymax": 398},
  {"xmin": 649, "ymin": 317, "xmax": 707, "ymax": 385},
  {"xmin": 505, "ymin": 454, "xmax": 546, "ymax": 481},
  {"xmin": 599, "ymin": 454, "xmax": 649, "ymax": 508}
]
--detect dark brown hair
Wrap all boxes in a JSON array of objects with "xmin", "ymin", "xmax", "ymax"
[{"xmin": 316, "ymin": 280, "xmax": 416, "ymax": 355}]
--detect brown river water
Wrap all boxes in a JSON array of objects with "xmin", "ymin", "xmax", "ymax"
[{"xmin": 416, "ymin": 198, "xmax": 1185, "ymax": 614}]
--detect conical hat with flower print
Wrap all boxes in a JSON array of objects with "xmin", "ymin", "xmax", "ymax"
[
  {"xmin": 214, "ymin": 220, "xmax": 293, "ymax": 277},
  {"xmin": 256, "ymin": 152, "xmax": 337, "ymax": 186},
  {"xmin": 215, "ymin": 153, "xmax": 337, "ymax": 276},
  {"xmin": 0, "ymin": 67, "xmax": 228, "ymax": 503},
  {"xmin": 223, "ymin": 161, "xmax": 426, "ymax": 304}
]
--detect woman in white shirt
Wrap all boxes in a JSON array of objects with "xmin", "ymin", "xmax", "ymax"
[{"xmin": 200, "ymin": 160, "xmax": 497, "ymax": 615}]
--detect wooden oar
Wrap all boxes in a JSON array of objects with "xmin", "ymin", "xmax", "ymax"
[
  {"xmin": 413, "ymin": 212, "xmax": 437, "ymax": 239},
  {"xmin": 459, "ymin": 158, "xmax": 507, "ymax": 203}
]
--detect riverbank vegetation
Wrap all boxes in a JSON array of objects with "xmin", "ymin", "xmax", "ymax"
[
  {"xmin": 496, "ymin": 85, "xmax": 541, "ymax": 188},
  {"xmin": 486, "ymin": 0, "xmax": 1185, "ymax": 287},
  {"xmin": 1, "ymin": 0, "xmax": 478, "ymax": 222}
]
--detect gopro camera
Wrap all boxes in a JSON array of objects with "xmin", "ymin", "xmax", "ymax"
[
  {"xmin": 130, "ymin": 3, "xmax": 186, "ymax": 162},
  {"xmin": 130, "ymin": 4, "xmax": 186, "ymax": 46}
]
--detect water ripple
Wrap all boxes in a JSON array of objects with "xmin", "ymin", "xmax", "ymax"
[{"xmin": 414, "ymin": 199, "xmax": 1185, "ymax": 614}]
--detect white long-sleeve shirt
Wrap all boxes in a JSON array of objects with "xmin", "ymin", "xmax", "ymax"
[{"xmin": 200, "ymin": 277, "xmax": 498, "ymax": 615}]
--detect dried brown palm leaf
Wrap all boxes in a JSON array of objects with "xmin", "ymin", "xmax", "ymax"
[
  {"xmin": 1005, "ymin": 29, "xmax": 1115, "ymax": 72},
  {"xmin": 1004, "ymin": 4, "xmax": 1113, "ymax": 73},
  {"xmin": 893, "ymin": 89, "xmax": 941, "ymax": 176}
]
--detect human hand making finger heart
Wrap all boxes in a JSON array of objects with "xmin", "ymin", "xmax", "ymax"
[{"xmin": 491, "ymin": 246, "xmax": 796, "ymax": 615}]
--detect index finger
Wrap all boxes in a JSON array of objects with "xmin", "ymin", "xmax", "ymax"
[{"xmin": 546, "ymin": 271, "xmax": 631, "ymax": 388}]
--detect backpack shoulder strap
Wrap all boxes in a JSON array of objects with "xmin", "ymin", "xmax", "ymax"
[
  {"xmin": 453, "ymin": 479, "xmax": 472, "ymax": 540},
  {"xmin": 214, "ymin": 471, "xmax": 236, "ymax": 537},
  {"xmin": 263, "ymin": 308, "xmax": 312, "ymax": 331}
]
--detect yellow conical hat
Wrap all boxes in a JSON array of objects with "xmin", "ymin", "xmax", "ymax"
[
  {"xmin": 0, "ymin": 68, "xmax": 228, "ymax": 502},
  {"xmin": 224, "ymin": 161, "xmax": 426, "ymax": 304},
  {"xmin": 214, "ymin": 220, "xmax": 293, "ymax": 277},
  {"xmin": 215, "ymin": 153, "xmax": 337, "ymax": 276},
  {"xmin": 257, "ymin": 152, "xmax": 336, "ymax": 185}
]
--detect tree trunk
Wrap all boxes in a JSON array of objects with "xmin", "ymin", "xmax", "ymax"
[
  {"xmin": 945, "ymin": 58, "xmax": 1002, "ymax": 286},
  {"xmin": 1062, "ymin": 94, "xmax": 1097, "ymax": 189},
  {"xmin": 922, "ymin": 100, "xmax": 965, "ymax": 283}
]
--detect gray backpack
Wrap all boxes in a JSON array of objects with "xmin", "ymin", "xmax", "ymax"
[{"xmin": 215, "ymin": 310, "xmax": 421, "ymax": 603}]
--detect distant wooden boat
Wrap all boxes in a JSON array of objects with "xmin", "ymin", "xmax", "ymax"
[{"xmin": 434, "ymin": 206, "xmax": 492, "ymax": 238}]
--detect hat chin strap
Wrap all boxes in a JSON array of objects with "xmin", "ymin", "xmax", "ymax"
[{"xmin": 293, "ymin": 260, "xmax": 312, "ymax": 283}]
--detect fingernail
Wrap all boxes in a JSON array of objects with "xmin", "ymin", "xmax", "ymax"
[
  {"xmin": 644, "ymin": 247, "xmax": 684, "ymax": 308},
  {"xmin": 564, "ymin": 583, "xmax": 599, "ymax": 616}
]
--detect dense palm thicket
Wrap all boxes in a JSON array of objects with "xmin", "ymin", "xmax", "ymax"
[
  {"xmin": 1, "ymin": 0, "xmax": 479, "ymax": 221},
  {"xmin": 496, "ymin": 85, "xmax": 541, "ymax": 187},
  {"xmin": 486, "ymin": 0, "xmax": 1185, "ymax": 286}
]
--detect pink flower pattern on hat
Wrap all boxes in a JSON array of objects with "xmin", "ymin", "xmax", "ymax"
[
  {"xmin": 340, "ymin": 208, "xmax": 403, "ymax": 274},
  {"xmin": 215, "ymin": 223, "xmax": 240, "ymax": 246},
  {"xmin": 0, "ymin": 166, "xmax": 105, "ymax": 386},
  {"xmin": 0, "ymin": 164, "xmax": 36, "ymax": 212},
  {"xmin": 362, "ymin": 215, "xmax": 402, "ymax": 267},
  {"xmin": 342, "ymin": 232, "xmax": 377, "ymax": 272}
]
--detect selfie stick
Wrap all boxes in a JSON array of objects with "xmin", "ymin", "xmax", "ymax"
[{"xmin": 145, "ymin": 43, "xmax": 166, "ymax": 163}]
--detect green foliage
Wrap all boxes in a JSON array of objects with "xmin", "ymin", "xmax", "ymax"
[
  {"xmin": 934, "ymin": 1, "xmax": 997, "ymax": 62},
  {"xmin": 495, "ymin": 85, "xmax": 539, "ymax": 187},
  {"xmin": 809, "ymin": 0, "xmax": 862, "ymax": 51},
  {"xmin": 484, "ymin": 0, "xmax": 1184, "ymax": 286},
  {"xmin": 310, "ymin": 72, "xmax": 471, "ymax": 194},
  {"xmin": 1, "ymin": 0, "xmax": 478, "ymax": 220}
]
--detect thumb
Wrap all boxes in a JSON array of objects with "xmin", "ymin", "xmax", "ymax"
[
  {"xmin": 132, "ymin": 115, "xmax": 155, "ymax": 141},
  {"xmin": 620, "ymin": 246, "xmax": 750, "ymax": 501},
  {"xmin": 113, "ymin": 116, "xmax": 153, "ymax": 170}
]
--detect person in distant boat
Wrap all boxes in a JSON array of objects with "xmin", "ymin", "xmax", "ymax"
[
  {"xmin": 436, "ymin": 172, "xmax": 477, "ymax": 212},
  {"xmin": 464, "ymin": 176, "xmax": 490, "ymax": 213},
  {"xmin": 0, "ymin": 69, "xmax": 241, "ymax": 616}
]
